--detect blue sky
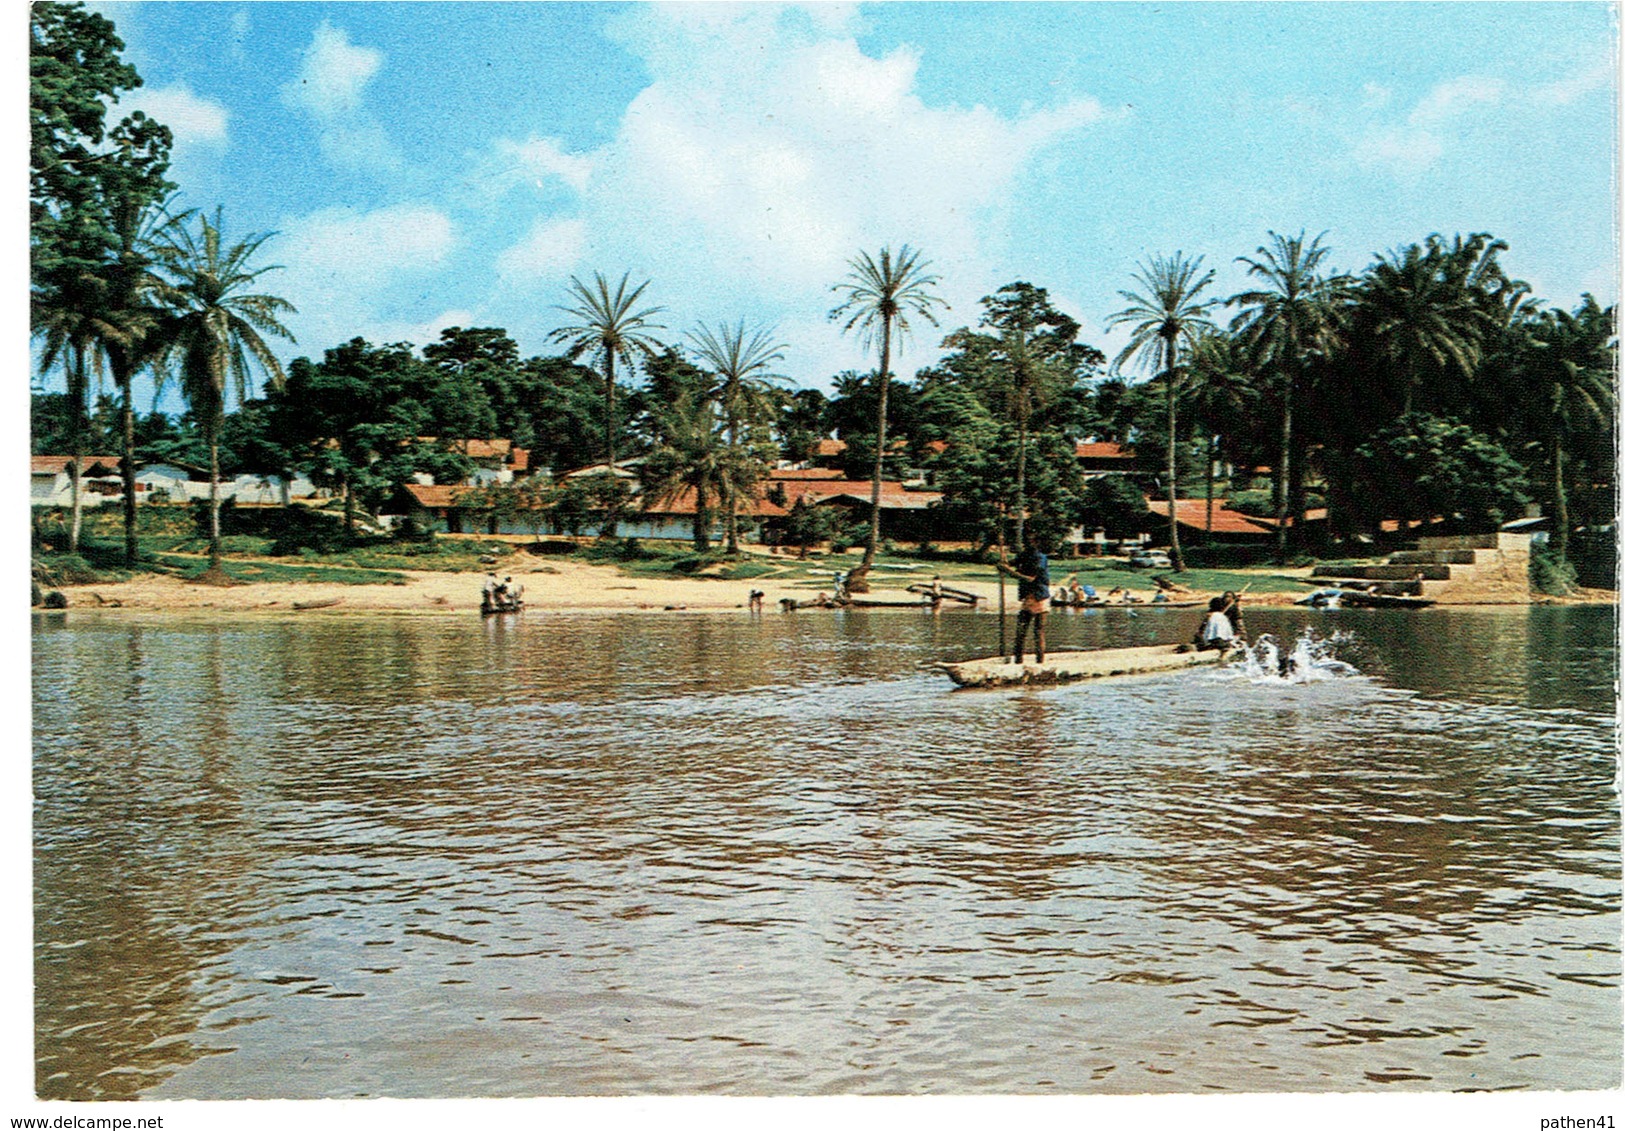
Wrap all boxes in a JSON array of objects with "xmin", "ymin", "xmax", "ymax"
[{"xmin": 83, "ymin": 1, "xmax": 1619, "ymax": 408}]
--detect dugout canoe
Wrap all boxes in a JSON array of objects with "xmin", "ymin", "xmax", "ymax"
[
  {"xmin": 937, "ymin": 643, "xmax": 1231, "ymax": 688},
  {"xmin": 906, "ymin": 583, "xmax": 981, "ymax": 604}
]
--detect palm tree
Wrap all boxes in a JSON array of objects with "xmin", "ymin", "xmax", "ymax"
[
  {"xmin": 1229, "ymin": 231, "xmax": 1345, "ymax": 562},
  {"xmin": 829, "ymin": 245, "xmax": 945, "ymax": 589},
  {"xmin": 1357, "ymin": 233, "xmax": 1514, "ymax": 418},
  {"xmin": 687, "ymin": 320, "xmax": 789, "ymax": 554},
  {"xmin": 548, "ymin": 272, "xmax": 665, "ymax": 537},
  {"xmin": 1107, "ymin": 253, "xmax": 1219, "ymax": 572},
  {"xmin": 640, "ymin": 385, "xmax": 727, "ymax": 552},
  {"xmin": 1521, "ymin": 296, "xmax": 1617, "ymax": 575},
  {"xmin": 33, "ymin": 265, "xmax": 103, "ymax": 555},
  {"xmin": 154, "ymin": 206, "xmax": 295, "ymax": 576},
  {"xmin": 93, "ymin": 197, "xmax": 186, "ymax": 567},
  {"xmin": 1185, "ymin": 329, "xmax": 1258, "ymax": 542}
]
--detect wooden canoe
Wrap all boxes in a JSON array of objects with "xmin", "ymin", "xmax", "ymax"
[
  {"xmin": 938, "ymin": 643, "xmax": 1231, "ymax": 688},
  {"xmin": 906, "ymin": 583, "xmax": 980, "ymax": 604}
]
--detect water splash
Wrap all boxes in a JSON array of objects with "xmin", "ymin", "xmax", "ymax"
[{"xmin": 1228, "ymin": 629, "xmax": 1362, "ymax": 685}]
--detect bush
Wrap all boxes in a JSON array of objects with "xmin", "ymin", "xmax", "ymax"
[{"xmin": 1532, "ymin": 544, "xmax": 1579, "ymax": 595}]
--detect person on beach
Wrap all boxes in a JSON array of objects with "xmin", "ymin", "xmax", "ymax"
[
  {"xmin": 928, "ymin": 575, "xmax": 944, "ymax": 609},
  {"xmin": 1220, "ymin": 590, "xmax": 1246, "ymax": 641},
  {"xmin": 998, "ymin": 542, "xmax": 1050, "ymax": 664},
  {"xmin": 748, "ymin": 589, "xmax": 765, "ymax": 612},
  {"xmin": 504, "ymin": 576, "xmax": 524, "ymax": 609},
  {"xmin": 1194, "ymin": 596, "xmax": 1236, "ymax": 652},
  {"xmin": 481, "ymin": 572, "xmax": 499, "ymax": 613}
]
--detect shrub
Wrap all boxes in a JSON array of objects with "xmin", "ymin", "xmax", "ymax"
[{"xmin": 1531, "ymin": 544, "xmax": 1579, "ymax": 596}]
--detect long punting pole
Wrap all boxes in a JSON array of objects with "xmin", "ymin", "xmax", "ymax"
[{"xmin": 997, "ymin": 508, "xmax": 1008, "ymax": 660}]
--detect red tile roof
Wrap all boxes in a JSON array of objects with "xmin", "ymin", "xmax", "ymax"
[
  {"xmin": 642, "ymin": 488, "xmax": 789, "ymax": 518},
  {"xmin": 769, "ymin": 468, "xmax": 846, "ymax": 480},
  {"xmin": 32, "ymin": 456, "xmax": 122, "ymax": 475},
  {"xmin": 779, "ymin": 479, "xmax": 942, "ymax": 510},
  {"xmin": 811, "ymin": 438, "xmax": 847, "ymax": 457},
  {"xmin": 1076, "ymin": 441, "xmax": 1135, "ymax": 461},
  {"xmin": 402, "ymin": 483, "xmax": 471, "ymax": 508},
  {"xmin": 1145, "ymin": 498, "xmax": 1275, "ymax": 536},
  {"xmin": 510, "ymin": 448, "xmax": 530, "ymax": 472}
]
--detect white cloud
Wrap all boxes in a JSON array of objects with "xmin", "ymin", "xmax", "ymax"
[
  {"xmin": 281, "ymin": 22, "xmax": 399, "ymax": 171},
  {"xmin": 122, "ymin": 84, "xmax": 230, "ymax": 146},
  {"xmin": 275, "ymin": 205, "xmax": 457, "ymax": 351},
  {"xmin": 484, "ymin": 5, "xmax": 1111, "ymax": 383},
  {"xmin": 1408, "ymin": 75, "xmax": 1503, "ymax": 126},
  {"xmin": 482, "ymin": 136, "xmax": 594, "ymax": 197},
  {"xmin": 1533, "ymin": 59, "xmax": 1612, "ymax": 107},
  {"xmin": 1353, "ymin": 74, "xmax": 1503, "ymax": 177},
  {"xmin": 283, "ymin": 22, "xmax": 381, "ymax": 117},
  {"xmin": 496, "ymin": 218, "xmax": 588, "ymax": 280}
]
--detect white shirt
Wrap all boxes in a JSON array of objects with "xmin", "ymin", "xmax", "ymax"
[{"xmin": 1201, "ymin": 610, "xmax": 1235, "ymax": 643}]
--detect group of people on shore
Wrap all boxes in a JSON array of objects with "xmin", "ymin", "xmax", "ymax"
[{"xmin": 480, "ymin": 572, "xmax": 524, "ymax": 614}]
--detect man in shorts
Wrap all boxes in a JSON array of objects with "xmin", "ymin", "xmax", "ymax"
[{"xmin": 999, "ymin": 542, "xmax": 1051, "ymax": 664}]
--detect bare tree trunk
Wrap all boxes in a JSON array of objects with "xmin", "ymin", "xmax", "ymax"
[
  {"xmin": 724, "ymin": 404, "xmax": 739, "ymax": 555},
  {"xmin": 1205, "ymin": 433, "xmax": 1216, "ymax": 544},
  {"xmin": 602, "ymin": 351, "xmax": 619, "ymax": 538},
  {"xmin": 1164, "ymin": 347, "xmax": 1184, "ymax": 571},
  {"xmin": 852, "ymin": 315, "xmax": 892, "ymax": 593},
  {"xmin": 208, "ymin": 408, "xmax": 223, "ymax": 571},
  {"xmin": 121, "ymin": 370, "xmax": 139, "ymax": 568},
  {"xmin": 1552, "ymin": 429, "xmax": 1569, "ymax": 565},
  {"xmin": 1274, "ymin": 371, "xmax": 1292, "ymax": 566},
  {"xmin": 693, "ymin": 479, "xmax": 710, "ymax": 552},
  {"xmin": 68, "ymin": 344, "xmax": 85, "ymax": 556}
]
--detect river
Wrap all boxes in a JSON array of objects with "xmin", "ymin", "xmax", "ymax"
[{"xmin": 31, "ymin": 604, "xmax": 1619, "ymax": 1098}]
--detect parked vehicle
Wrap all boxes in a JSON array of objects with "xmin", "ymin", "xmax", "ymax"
[{"xmin": 1128, "ymin": 549, "xmax": 1172, "ymax": 569}]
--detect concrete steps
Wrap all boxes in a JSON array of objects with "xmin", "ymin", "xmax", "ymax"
[{"xmin": 1310, "ymin": 533, "xmax": 1532, "ymax": 603}]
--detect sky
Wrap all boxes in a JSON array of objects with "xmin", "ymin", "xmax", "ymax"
[{"xmin": 70, "ymin": 1, "xmax": 1621, "ymax": 411}]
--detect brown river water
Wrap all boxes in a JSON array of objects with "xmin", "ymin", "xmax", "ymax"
[{"xmin": 32, "ymin": 604, "xmax": 1619, "ymax": 1098}]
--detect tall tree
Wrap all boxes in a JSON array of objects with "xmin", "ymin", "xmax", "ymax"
[
  {"xmin": 1228, "ymin": 231, "xmax": 1344, "ymax": 562},
  {"xmin": 1184, "ymin": 329, "xmax": 1259, "ymax": 542},
  {"xmin": 155, "ymin": 207, "xmax": 295, "ymax": 575},
  {"xmin": 935, "ymin": 282, "xmax": 1102, "ymax": 550},
  {"xmin": 31, "ymin": 3, "xmax": 173, "ymax": 558},
  {"xmin": 640, "ymin": 385, "xmax": 727, "ymax": 552},
  {"xmin": 1107, "ymin": 253, "xmax": 1218, "ymax": 572},
  {"xmin": 829, "ymin": 245, "xmax": 945, "ymax": 590},
  {"xmin": 548, "ymin": 272, "xmax": 665, "ymax": 536},
  {"xmin": 1518, "ymin": 296, "xmax": 1618, "ymax": 575},
  {"xmin": 687, "ymin": 321, "xmax": 789, "ymax": 554}
]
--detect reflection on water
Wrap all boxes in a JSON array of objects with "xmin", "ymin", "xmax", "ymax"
[{"xmin": 33, "ymin": 606, "xmax": 1619, "ymax": 1097}]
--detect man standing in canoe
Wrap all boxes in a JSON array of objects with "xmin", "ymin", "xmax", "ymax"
[{"xmin": 998, "ymin": 542, "xmax": 1050, "ymax": 664}]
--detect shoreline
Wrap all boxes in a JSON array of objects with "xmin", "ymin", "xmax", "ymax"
[{"xmin": 44, "ymin": 558, "xmax": 1617, "ymax": 616}]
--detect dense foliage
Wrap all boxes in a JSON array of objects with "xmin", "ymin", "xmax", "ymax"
[{"xmin": 31, "ymin": 3, "xmax": 1617, "ymax": 586}]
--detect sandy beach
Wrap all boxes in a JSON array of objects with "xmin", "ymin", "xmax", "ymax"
[{"xmin": 51, "ymin": 557, "xmax": 1610, "ymax": 616}]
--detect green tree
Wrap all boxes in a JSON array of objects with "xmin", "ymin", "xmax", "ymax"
[
  {"xmin": 1351, "ymin": 413, "xmax": 1530, "ymax": 534},
  {"xmin": 829, "ymin": 245, "xmax": 945, "ymax": 590},
  {"xmin": 274, "ymin": 339, "xmax": 469, "ymax": 534},
  {"xmin": 687, "ymin": 321, "xmax": 790, "ymax": 554},
  {"xmin": 1518, "ymin": 296, "xmax": 1617, "ymax": 575},
  {"xmin": 548, "ymin": 272, "xmax": 665, "ymax": 535},
  {"xmin": 1184, "ymin": 329, "xmax": 1260, "ymax": 542},
  {"xmin": 1106, "ymin": 253, "xmax": 1219, "ymax": 572},
  {"xmin": 639, "ymin": 385, "xmax": 727, "ymax": 551},
  {"xmin": 1077, "ymin": 473, "xmax": 1151, "ymax": 541},
  {"xmin": 1228, "ymin": 231, "xmax": 1345, "ymax": 561},
  {"xmin": 154, "ymin": 207, "xmax": 295, "ymax": 573},
  {"xmin": 31, "ymin": 3, "xmax": 175, "ymax": 557},
  {"xmin": 938, "ymin": 281, "xmax": 1102, "ymax": 551}
]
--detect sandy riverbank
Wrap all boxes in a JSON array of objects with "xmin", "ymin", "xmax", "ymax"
[{"xmin": 46, "ymin": 559, "xmax": 1614, "ymax": 616}]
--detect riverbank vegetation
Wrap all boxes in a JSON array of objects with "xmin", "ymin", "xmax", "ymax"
[{"xmin": 32, "ymin": 3, "xmax": 1616, "ymax": 602}]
